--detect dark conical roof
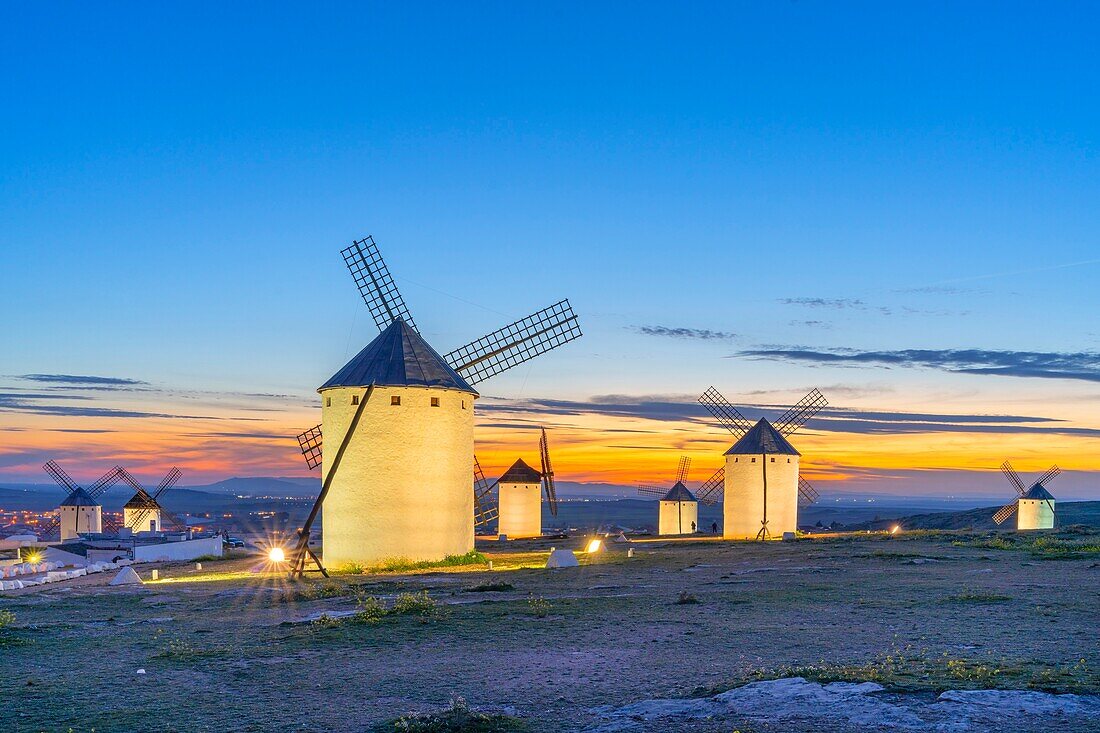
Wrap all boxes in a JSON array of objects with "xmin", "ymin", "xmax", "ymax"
[
  {"xmin": 320, "ymin": 319, "xmax": 477, "ymax": 394},
  {"xmin": 59, "ymin": 488, "xmax": 99, "ymax": 507},
  {"xmin": 498, "ymin": 458, "xmax": 543, "ymax": 484},
  {"xmin": 725, "ymin": 418, "xmax": 801, "ymax": 456},
  {"xmin": 1022, "ymin": 482, "xmax": 1055, "ymax": 500},
  {"xmin": 124, "ymin": 491, "xmax": 158, "ymax": 509},
  {"xmin": 661, "ymin": 481, "xmax": 696, "ymax": 502}
]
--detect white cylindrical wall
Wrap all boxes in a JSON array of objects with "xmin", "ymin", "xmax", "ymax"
[
  {"xmin": 723, "ymin": 454, "xmax": 800, "ymax": 539},
  {"xmin": 497, "ymin": 481, "xmax": 542, "ymax": 538},
  {"xmin": 1017, "ymin": 499, "xmax": 1055, "ymax": 530},
  {"xmin": 658, "ymin": 500, "xmax": 698, "ymax": 535},
  {"xmin": 124, "ymin": 508, "xmax": 162, "ymax": 533},
  {"xmin": 60, "ymin": 505, "xmax": 102, "ymax": 540},
  {"xmin": 320, "ymin": 385, "xmax": 476, "ymax": 568}
]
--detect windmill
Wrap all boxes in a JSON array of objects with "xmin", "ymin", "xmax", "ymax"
[
  {"xmin": 40, "ymin": 461, "xmax": 124, "ymax": 540},
  {"xmin": 493, "ymin": 427, "xmax": 559, "ymax": 539},
  {"xmin": 637, "ymin": 456, "xmax": 699, "ymax": 535},
  {"xmin": 290, "ymin": 235, "xmax": 581, "ymax": 575},
  {"xmin": 118, "ymin": 467, "xmax": 184, "ymax": 533},
  {"xmin": 993, "ymin": 461, "xmax": 1058, "ymax": 531},
  {"xmin": 698, "ymin": 387, "xmax": 827, "ymax": 539}
]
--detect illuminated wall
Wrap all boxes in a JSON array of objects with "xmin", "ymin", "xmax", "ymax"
[
  {"xmin": 320, "ymin": 385, "xmax": 475, "ymax": 567},
  {"xmin": 658, "ymin": 499, "xmax": 698, "ymax": 535},
  {"xmin": 497, "ymin": 480, "xmax": 542, "ymax": 538},
  {"xmin": 724, "ymin": 453, "xmax": 799, "ymax": 539},
  {"xmin": 123, "ymin": 507, "xmax": 162, "ymax": 533},
  {"xmin": 1016, "ymin": 498, "xmax": 1055, "ymax": 530},
  {"xmin": 59, "ymin": 505, "xmax": 102, "ymax": 540}
]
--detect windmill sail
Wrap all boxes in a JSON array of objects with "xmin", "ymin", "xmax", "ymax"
[
  {"xmin": 297, "ymin": 424, "xmax": 323, "ymax": 470},
  {"xmin": 446, "ymin": 300, "xmax": 581, "ymax": 385},
  {"xmin": 774, "ymin": 389, "xmax": 828, "ymax": 436},
  {"xmin": 342, "ymin": 236, "xmax": 418, "ymax": 333},
  {"xmin": 698, "ymin": 387, "xmax": 754, "ymax": 438},
  {"xmin": 696, "ymin": 467, "xmax": 725, "ymax": 506},
  {"xmin": 473, "ymin": 455, "xmax": 499, "ymax": 531}
]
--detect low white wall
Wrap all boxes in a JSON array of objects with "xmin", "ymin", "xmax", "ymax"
[{"xmin": 132, "ymin": 536, "xmax": 222, "ymax": 563}]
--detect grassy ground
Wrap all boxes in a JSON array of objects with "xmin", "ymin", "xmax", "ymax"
[{"xmin": 1, "ymin": 529, "xmax": 1098, "ymax": 732}]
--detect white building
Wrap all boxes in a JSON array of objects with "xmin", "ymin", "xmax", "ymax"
[
  {"xmin": 58, "ymin": 488, "xmax": 102, "ymax": 540},
  {"xmin": 319, "ymin": 319, "xmax": 479, "ymax": 568},
  {"xmin": 1017, "ymin": 483, "xmax": 1056, "ymax": 530},
  {"xmin": 496, "ymin": 459, "xmax": 543, "ymax": 539},
  {"xmin": 723, "ymin": 418, "xmax": 800, "ymax": 540},
  {"xmin": 123, "ymin": 492, "xmax": 162, "ymax": 533},
  {"xmin": 658, "ymin": 481, "xmax": 698, "ymax": 536}
]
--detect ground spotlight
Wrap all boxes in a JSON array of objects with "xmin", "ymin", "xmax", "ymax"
[{"xmin": 268, "ymin": 547, "xmax": 286, "ymax": 563}]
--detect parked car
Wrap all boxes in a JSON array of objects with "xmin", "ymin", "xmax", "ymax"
[{"xmin": 224, "ymin": 537, "xmax": 245, "ymax": 548}]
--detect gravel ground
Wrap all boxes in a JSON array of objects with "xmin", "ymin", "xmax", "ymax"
[{"xmin": 1, "ymin": 531, "xmax": 1098, "ymax": 733}]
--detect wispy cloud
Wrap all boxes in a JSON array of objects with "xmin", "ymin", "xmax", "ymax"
[
  {"xmin": 738, "ymin": 348, "xmax": 1100, "ymax": 383},
  {"xmin": 634, "ymin": 325, "xmax": 736, "ymax": 340},
  {"xmin": 478, "ymin": 395, "xmax": 1093, "ymax": 437},
  {"xmin": 19, "ymin": 374, "xmax": 149, "ymax": 387},
  {"xmin": 779, "ymin": 297, "xmax": 867, "ymax": 309},
  {"xmin": 0, "ymin": 393, "xmax": 233, "ymax": 420}
]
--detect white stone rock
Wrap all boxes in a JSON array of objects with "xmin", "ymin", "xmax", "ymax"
[
  {"xmin": 545, "ymin": 549, "xmax": 579, "ymax": 568},
  {"xmin": 109, "ymin": 566, "xmax": 144, "ymax": 586}
]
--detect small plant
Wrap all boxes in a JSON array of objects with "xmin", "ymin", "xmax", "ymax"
[
  {"xmin": 392, "ymin": 591, "xmax": 440, "ymax": 618},
  {"xmin": 352, "ymin": 595, "xmax": 388, "ymax": 624},
  {"xmin": 675, "ymin": 591, "xmax": 700, "ymax": 605},
  {"xmin": 527, "ymin": 596, "xmax": 551, "ymax": 618},
  {"xmin": 338, "ymin": 562, "xmax": 366, "ymax": 575},
  {"xmin": 379, "ymin": 551, "xmax": 489, "ymax": 573},
  {"xmin": 464, "ymin": 582, "xmax": 515, "ymax": 593},
  {"xmin": 310, "ymin": 613, "xmax": 343, "ymax": 629},
  {"xmin": 0, "ymin": 609, "xmax": 14, "ymax": 630},
  {"xmin": 385, "ymin": 695, "xmax": 526, "ymax": 732},
  {"xmin": 283, "ymin": 580, "xmax": 350, "ymax": 602},
  {"xmin": 941, "ymin": 591, "xmax": 1012, "ymax": 604}
]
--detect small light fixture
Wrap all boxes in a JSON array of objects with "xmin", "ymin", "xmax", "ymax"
[
  {"xmin": 585, "ymin": 539, "xmax": 603, "ymax": 553},
  {"xmin": 269, "ymin": 547, "xmax": 286, "ymax": 563}
]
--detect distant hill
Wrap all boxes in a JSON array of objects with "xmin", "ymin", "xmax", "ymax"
[
  {"xmin": 840, "ymin": 500, "xmax": 1100, "ymax": 531},
  {"xmin": 192, "ymin": 477, "xmax": 319, "ymax": 497}
]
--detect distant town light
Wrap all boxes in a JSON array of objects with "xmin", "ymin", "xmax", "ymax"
[{"xmin": 890, "ymin": 525, "xmax": 901, "ymax": 535}]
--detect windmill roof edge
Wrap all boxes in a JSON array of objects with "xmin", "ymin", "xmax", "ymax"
[{"xmin": 318, "ymin": 319, "xmax": 479, "ymax": 394}]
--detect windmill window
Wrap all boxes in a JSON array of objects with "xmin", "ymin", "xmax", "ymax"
[
  {"xmin": 391, "ymin": 396, "xmax": 401, "ymax": 406},
  {"xmin": 751, "ymin": 457, "xmax": 756, "ymax": 463},
  {"xmin": 787, "ymin": 458, "xmax": 791, "ymax": 463},
  {"xmin": 351, "ymin": 395, "xmax": 359, "ymax": 405},
  {"xmin": 325, "ymin": 397, "xmax": 331, "ymax": 407},
  {"xmin": 771, "ymin": 457, "xmax": 775, "ymax": 463},
  {"xmin": 431, "ymin": 397, "xmax": 440, "ymax": 407},
  {"xmin": 461, "ymin": 400, "xmax": 466, "ymax": 409}
]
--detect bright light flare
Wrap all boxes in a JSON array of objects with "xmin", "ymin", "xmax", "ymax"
[
  {"xmin": 268, "ymin": 547, "xmax": 286, "ymax": 563},
  {"xmin": 890, "ymin": 525, "xmax": 901, "ymax": 535},
  {"xmin": 585, "ymin": 539, "xmax": 603, "ymax": 553},
  {"xmin": 24, "ymin": 551, "xmax": 42, "ymax": 564}
]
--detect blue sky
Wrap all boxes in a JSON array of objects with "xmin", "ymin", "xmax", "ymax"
[{"xmin": 2, "ymin": 2, "xmax": 1099, "ymax": 496}]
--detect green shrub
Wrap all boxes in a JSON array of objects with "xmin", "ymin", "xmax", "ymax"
[
  {"xmin": 379, "ymin": 551, "xmax": 488, "ymax": 573},
  {"xmin": 392, "ymin": 591, "xmax": 439, "ymax": 617},
  {"xmin": 352, "ymin": 596, "xmax": 388, "ymax": 624},
  {"xmin": 464, "ymin": 582, "xmax": 515, "ymax": 593},
  {"xmin": 0, "ymin": 610, "xmax": 14, "ymax": 630},
  {"xmin": 527, "ymin": 596, "xmax": 551, "ymax": 618},
  {"xmin": 384, "ymin": 696, "xmax": 526, "ymax": 732}
]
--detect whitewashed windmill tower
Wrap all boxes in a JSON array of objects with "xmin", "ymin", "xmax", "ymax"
[
  {"xmin": 698, "ymin": 387, "xmax": 827, "ymax": 539},
  {"xmin": 637, "ymin": 456, "xmax": 699, "ymax": 535},
  {"xmin": 41, "ymin": 461, "xmax": 123, "ymax": 540},
  {"xmin": 119, "ymin": 467, "xmax": 183, "ymax": 534},
  {"xmin": 291, "ymin": 236, "xmax": 581, "ymax": 574},
  {"xmin": 494, "ymin": 428, "xmax": 560, "ymax": 539},
  {"xmin": 994, "ymin": 461, "xmax": 1058, "ymax": 531}
]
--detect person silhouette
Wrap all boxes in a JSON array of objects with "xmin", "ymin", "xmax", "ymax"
[
  {"xmin": 691, "ymin": 521, "xmax": 697, "ymax": 533},
  {"xmin": 711, "ymin": 521, "xmax": 718, "ymax": 534}
]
